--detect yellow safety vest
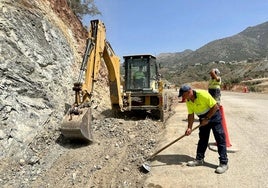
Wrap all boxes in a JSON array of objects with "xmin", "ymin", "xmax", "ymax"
[
  {"xmin": 208, "ymin": 78, "xmax": 221, "ymax": 89},
  {"xmin": 186, "ymin": 90, "xmax": 217, "ymax": 116},
  {"xmin": 134, "ymin": 71, "xmax": 144, "ymax": 79}
]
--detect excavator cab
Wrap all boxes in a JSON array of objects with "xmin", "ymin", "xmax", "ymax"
[
  {"xmin": 122, "ymin": 55, "xmax": 165, "ymax": 120},
  {"xmin": 123, "ymin": 55, "xmax": 160, "ymax": 91}
]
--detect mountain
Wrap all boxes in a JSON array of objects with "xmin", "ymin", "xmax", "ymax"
[
  {"xmin": 157, "ymin": 21, "xmax": 268, "ymax": 86},
  {"xmin": 158, "ymin": 49, "xmax": 193, "ymax": 68}
]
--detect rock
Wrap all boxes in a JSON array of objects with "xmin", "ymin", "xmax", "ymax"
[
  {"xmin": 0, "ymin": 130, "xmax": 5, "ymax": 140},
  {"xmin": 28, "ymin": 156, "xmax": 40, "ymax": 165},
  {"xmin": 123, "ymin": 167, "xmax": 130, "ymax": 172},
  {"xmin": 19, "ymin": 159, "xmax": 26, "ymax": 166}
]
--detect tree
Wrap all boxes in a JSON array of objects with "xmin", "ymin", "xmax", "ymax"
[{"xmin": 67, "ymin": 0, "xmax": 101, "ymax": 19}]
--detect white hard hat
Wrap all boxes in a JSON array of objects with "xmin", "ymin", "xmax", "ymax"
[{"xmin": 214, "ymin": 68, "xmax": 220, "ymax": 75}]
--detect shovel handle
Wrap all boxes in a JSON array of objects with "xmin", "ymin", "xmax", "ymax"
[{"xmin": 147, "ymin": 124, "xmax": 201, "ymax": 160}]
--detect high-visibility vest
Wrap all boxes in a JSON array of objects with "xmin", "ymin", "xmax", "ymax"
[
  {"xmin": 208, "ymin": 78, "xmax": 221, "ymax": 89},
  {"xmin": 186, "ymin": 90, "xmax": 217, "ymax": 116},
  {"xmin": 134, "ymin": 71, "xmax": 144, "ymax": 79}
]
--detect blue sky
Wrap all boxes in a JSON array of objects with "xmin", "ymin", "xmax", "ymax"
[{"xmin": 83, "ymin": 0, "xmax": 268, "ymax": 58}]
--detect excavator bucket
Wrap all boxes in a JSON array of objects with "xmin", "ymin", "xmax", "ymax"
[{"xmin": 61, "ymin": 108, "xmax": 93, "ymax": 142}]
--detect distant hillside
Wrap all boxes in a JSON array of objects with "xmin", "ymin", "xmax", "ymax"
[
  {"xmin": 158, "ymin": 21, "xmax": 268, "ymax": 66},
  {"xmin": 157, "ymin": 21, "xmax": 268, "ymax": 90},
  {"xmin": 157, "ymin": 49, "xmax": 193, "ymax": 68}
]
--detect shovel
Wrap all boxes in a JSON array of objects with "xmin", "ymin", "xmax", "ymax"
[{"xmin": 141, "ymin": 124, "xmax": 201, "ymax": 172}]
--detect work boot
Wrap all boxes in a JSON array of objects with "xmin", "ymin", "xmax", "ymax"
[
  {"xmin": 187, "ymin": 159, "xmax": 204, "ymax": 167},
  {"xmin": 215, "ymin": 164, "xmax": 228, "ymax": 174}
]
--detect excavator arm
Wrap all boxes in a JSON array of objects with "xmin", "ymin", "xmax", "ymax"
[{"xmin": 61, "ymin": 20, "xmax": 123, "ymax": 142}]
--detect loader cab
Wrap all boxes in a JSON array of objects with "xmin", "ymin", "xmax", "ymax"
[{"xmin": 123, "ymin": 55, "xmax": 160, "ymax": 91}]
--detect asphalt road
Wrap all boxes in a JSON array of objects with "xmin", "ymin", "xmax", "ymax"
[{"xmin": 144, "ymin": 91, "xmax": 268, "ymax": 188}]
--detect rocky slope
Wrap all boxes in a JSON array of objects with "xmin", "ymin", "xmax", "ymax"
[{"xmin": 0, "ymin": 0, "xmax": 84, "ymax": 160}]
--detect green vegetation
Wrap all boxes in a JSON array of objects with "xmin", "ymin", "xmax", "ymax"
[{"xmin": 67, "ymin": 0, "xmax": 101, "ymax": 19}]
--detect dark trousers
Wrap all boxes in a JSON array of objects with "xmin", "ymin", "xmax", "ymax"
[
  {"xmin": 208, "ymin": 88, "xmax": 221, "ymax": 103},
  {"xmin": 196, "ymin": 110, "xmax": 228, "ymax": 164}
]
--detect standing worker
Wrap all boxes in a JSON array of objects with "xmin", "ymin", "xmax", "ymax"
[
  {"xmin": 208, "ymin": 68, "xmax": 221, "ymax": 104},
  {"xmin": 178, "ymin": 85, "xmax": 228, "ymax": 174}
]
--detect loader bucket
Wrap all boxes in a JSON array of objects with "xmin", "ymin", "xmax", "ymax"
[{"xmin": 61, "ymin": 108, "xmax": 93, "ymax": 142}]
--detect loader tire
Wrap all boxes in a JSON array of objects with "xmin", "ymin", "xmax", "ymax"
[{"xmin": 151, "ymin": 109, "xmax": 164, "ymax": 121}]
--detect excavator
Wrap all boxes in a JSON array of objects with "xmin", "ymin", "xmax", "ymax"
[{"xmin": 61, "ymin": 20, "xmax": 166, "ymax": 142}]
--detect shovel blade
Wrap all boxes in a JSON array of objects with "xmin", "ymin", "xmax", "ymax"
[
  {"xmin": 141, "ymin": 162, "xmax": 151, "ymax": 172},
  {"xmin": 61, "ymin": 108, "xmax": 93, "ymax": 142}
]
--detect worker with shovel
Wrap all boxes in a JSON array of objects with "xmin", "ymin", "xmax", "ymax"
[{"xmin": 178, "ymin": 85, "xmax": 228, "ymax": 174}]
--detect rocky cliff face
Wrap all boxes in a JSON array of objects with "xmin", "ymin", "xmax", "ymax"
[
  {"xmin": 0, "ymin": 0, "xmax": 88, "ymax": 159},
  {"xmin": 47, "ymin": 0, "xmax": 88, "ymax": 54}
]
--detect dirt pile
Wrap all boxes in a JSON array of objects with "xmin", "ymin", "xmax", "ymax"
[
  {"xmin": 0, "ymin": 92, "xmax": 177, "ymax": 187},
  {"xmin": 5, "ymin": 118, "xmax": 161, "ymax": 187}
]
